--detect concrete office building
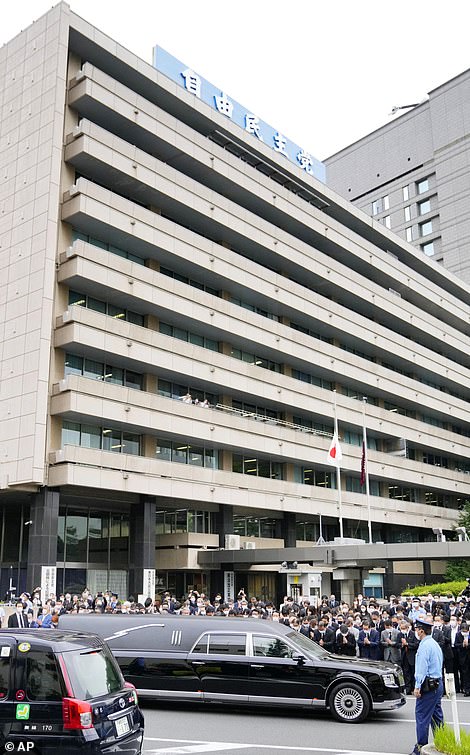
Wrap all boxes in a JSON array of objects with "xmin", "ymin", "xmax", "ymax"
[
  {"xmin": 325, "ymin": 69, "xmax": 470, "ymax": 285},
  {"xmin": 1, "ymin": 4, "xmax": 470, "ymax": 602}
]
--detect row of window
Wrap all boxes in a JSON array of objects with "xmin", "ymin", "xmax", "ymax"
[
  {"xmin": 72, "ymin": 230, "xmax": 144, "ymax": 265},
  {"xmin": 156, "ymin": 509, "xmax": 216, "ymax": 535},
  {"xmin": 67, "ymin": 290, "xmax": 466, "ymax": 432},
  {"xmin": 156, "ymin": 440, "xmax": 219, "ymax": 469},
  {"xmin": 157, "ymin": 379, "xmax": 218, "ymax": 406},
  {"xmin": 159, "ymin": 321, "xmax": 219, "ymax": 352},
  {"xmin": 371, "ymin": 177, "xmax": 432, "ymax": 217},
  {"xmin": 62, "ymin": 362, "xmax": 463, "ymax": 463},
  {"xmin": 69, "ymin": 290, "xmax": 144, "ymax": 326},
  {"xmin": 62, "ymin": 421, "xmax": 141, "ymax": 454},
  {"xmin": 60, "ymin": 422, "xmax": 463, "ymax": 506},
  {"xmin": 65, "ymin": 354, "xmax": 143, "ymax": 390}
]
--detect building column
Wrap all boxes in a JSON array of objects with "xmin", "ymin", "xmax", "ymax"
[
  {"xmin": 282, "ymin": 512, "xmax": 297, "ymax": 548},
  {"xmin": 216, "ymin": 505, "xmax": 234, "ymax": 549},
  {"xmin": 128, "ymin": 496, "xmax": 156, "ymax": 600},
  {"xmin": 26, "ymin": 487, "xmax": 59, "ymax": 591},
  {"xmin": 212, "ymin": 505, "xmax": 234, "ymax": 601}
]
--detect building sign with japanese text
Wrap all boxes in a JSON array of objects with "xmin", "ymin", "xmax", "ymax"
[
  {"xmin": 143, "ymin": 568, "xmax": 156, "ymax": 600},
  {"xmin": 223, "ymin": 571, "xmax": 235, "ymax": 602},
  {"xmin": 153, "ymin": 47, "xmax": 325, "ymax": 183},
  {"xmin": 41, "ymin": 566, "xmax": 57, "ymax": 600}
]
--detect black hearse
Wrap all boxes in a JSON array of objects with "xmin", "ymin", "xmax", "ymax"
[
  {"xmin": 59, "ymin": 615, "xmax": 406, "ymax": 723},
  {"xmin": 0, "ymin": 629, "xmax": 144, "ymax": 753}
]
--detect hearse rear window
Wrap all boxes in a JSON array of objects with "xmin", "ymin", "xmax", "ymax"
[{"xmin": 192, "ymin": 634, "xmax": 246, "ymax": 655}]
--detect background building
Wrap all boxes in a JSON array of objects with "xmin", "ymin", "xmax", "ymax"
[
  {"xmin": 1, "ymin": 4, "xmax": 470, "ymax": 601},
  {"xmin": 325, "ymin": 69, "xmax": 470, "ymax": 284}
]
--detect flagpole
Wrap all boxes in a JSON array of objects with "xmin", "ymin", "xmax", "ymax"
[
  {"xmin": 362, "ymin": 397, "xmax": 373, "ymax": 544},
  {"xmin": 333, "ymin": 390, "xmax": 344, "ymax": 541}
]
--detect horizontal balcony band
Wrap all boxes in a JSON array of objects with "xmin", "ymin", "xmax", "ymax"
[
  {"xmin": 61, "ymin": 176, "xmax": 470, "ymax": 381},
  {"xmin": 58, "ymin": 240, "xmax": 470, "ymax": 400},
  {"xmin": 50, "ymin": 376, "xmax": 470, "ymax": 494},
  {"xmin": 47, "ymin": 446, "xmax": 457, "ymax": 529},
  {"xmin": 53, "ymin": 310, "xmax": 470, "ymax": 457},
  {"xmin": 57, "ymin": 243, "xmax": 470, "ymax": 422},
  {"xmin": 67, "ymin": 70, "xmax": 469, "ymax": 332}
]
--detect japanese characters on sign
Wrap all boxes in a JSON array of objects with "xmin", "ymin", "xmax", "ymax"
[
  {"xmin": 143, "ymin": 568, "xmax": 156, "ymax": 600},
  {"xmin": 40, "ymin": 565, "xmax": 57, "ymax": 602},
  {"xmin": 224, "ymin": 571, "xmax": 235, "ymax": 602},
  {"xmin": 153, "ymin": 47, "xmax": 325, "ymax": 183}
]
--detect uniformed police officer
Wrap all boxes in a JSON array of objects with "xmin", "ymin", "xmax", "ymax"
[{"xmin": 410, "ymin": 616, "xmax": 444, "ymax": 755}]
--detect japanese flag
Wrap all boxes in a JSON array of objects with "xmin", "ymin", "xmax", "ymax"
[{"xmin": 327, "ymin": 433, "xmax": 342, "ymax": 466}]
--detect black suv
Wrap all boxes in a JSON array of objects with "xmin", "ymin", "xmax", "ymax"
[{"xmin": 0, "ymin": 629, "xmax": 144, "ymax": 753}]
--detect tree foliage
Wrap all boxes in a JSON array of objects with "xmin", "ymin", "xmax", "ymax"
[{"xmin": 444, "ymin": 501, "xmax": 470, "ymax": 582}]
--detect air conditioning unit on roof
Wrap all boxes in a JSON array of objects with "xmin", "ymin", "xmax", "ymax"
[{"xmin": 243, "ymin": 541, "xmax": 256, "ymax": 549}]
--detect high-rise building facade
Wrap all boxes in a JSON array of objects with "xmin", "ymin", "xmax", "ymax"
[
  {"xmin": 1, "ymin": 4, "xmax": 469, "ymax": 601},
  {"xmin": 325, "ymin": 69, "xmax": 470, "ymax": 284}
]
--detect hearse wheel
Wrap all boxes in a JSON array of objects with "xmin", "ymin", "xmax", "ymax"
[{"xmin": 328, "ymin": 682, "xmax": 370, "ymax": 723}]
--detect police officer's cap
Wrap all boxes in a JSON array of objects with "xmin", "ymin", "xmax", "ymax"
[{"xmin": 415, "ymin": 616, "xmax": 433, "ymax": 628}]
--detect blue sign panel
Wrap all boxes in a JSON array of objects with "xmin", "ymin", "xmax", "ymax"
[{"xmin": 153, "ymin": 46, "xmax": 325, "ymax": 183}]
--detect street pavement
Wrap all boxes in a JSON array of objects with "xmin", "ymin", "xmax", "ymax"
[{"xmin": 140, "ymin": 696, "xmax": 470, "ymax": 755}]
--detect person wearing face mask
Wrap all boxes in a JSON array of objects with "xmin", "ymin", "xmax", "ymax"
[
  {"xmin": 455, "ymin": 621, "xmax": 470, "ymax": 695},
  {"xmin": 8, "ymin": 601, "xmax": 28, "ymax": 628},
  {"xmin": 449, "ymin": 615, "xmax": 462, "ymax": 693},
  {"xmin": 440, "ymin": 615, "xmax": 455, "ymax": 680},
  {"xmin": 410, "ymin": 617, "xmax": 444, "ymax": 755},
  {"xmin": 400, "ymin": 620, "xmax": 419, "ymax": 695}
]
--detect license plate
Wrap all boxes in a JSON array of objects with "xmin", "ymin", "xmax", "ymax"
[{"xmin": 115, "ymin": 715, "xmax": 130, "ymax": 737}]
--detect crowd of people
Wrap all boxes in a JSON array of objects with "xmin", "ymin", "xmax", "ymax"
[{"xmin": 5, "ymin": 585, "xmax": 470, "ymax": 695}]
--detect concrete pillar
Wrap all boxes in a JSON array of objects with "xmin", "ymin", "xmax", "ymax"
[
  {"xmin": 216, "ymin": 504, "xmax": 234, "ymax": 549},
  {"xmin": 340, "ymin": 579, "xmax": 356, "ymax": 605},
  {"xmin": 26, "ymin": 487, "xmax": 59, "ymax": 590},
  {"xmin": 282, "ymin": 512, "xmax": 297, "ymax": 548},
  {"xmin": 212, "ymin": 505, "xmax": 234, "ymax": 602},
  {"xmin": 128, "ymin": 496, "xmax": 156, "ymax": 600}
]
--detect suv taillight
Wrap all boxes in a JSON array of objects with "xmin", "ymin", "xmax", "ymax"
[
  {"xmin": 62, "ymin": 697, "xmax": 93, "ymax": 729},
  {"xmin": 124, "ymin": 681, "xmax": 138, "ymax": 705}
]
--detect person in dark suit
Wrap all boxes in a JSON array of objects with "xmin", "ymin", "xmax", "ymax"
[
  {"xmin": 313, "ymin": 621, "xmax": 336, "ymax": 652},
  {"xmin": 328, "ymin": 594, "xmax": 340, "ymax": 609},
  {"xmin": 7, "ymin": 601, "xmax": 28, "ymax": 628},
  {"xmin": 335, "ymin": 624, "xmax": 356, "ymax": 656},
  {"xmin": 358, "ymin": 620, "xmax": 381, "ymax": 660},
  {"xmin": 400, "ymin": 620, "xmax": 419, "ymax": 694},
  {"xmin": 441, "ymin": 615, "xmax": 455, "ymax": 676},
  {"xmin": 455, "ymin": 622, "xmax": 470, "ymax": 695}
]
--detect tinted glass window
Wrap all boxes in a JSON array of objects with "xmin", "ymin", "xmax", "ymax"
[
  {"xmin": 253, "ymin": 636, "xmax": 294, "ymax": 658},
  {"xmin": 0, "ymin": 658, "xmax": 10, "ymax": 698},
  {"xmin": 63, "ymin": 649, "xmax": 123, "ymax": 699},
  {"xmin": 208, "ymin": 634, "xmax": 246, "ymax": 655},
  {"xmin": 26, "ymin": 651, "xmax": 63, "ymax": 701},
  {"xmin": 192, "ymin": 635, "xmax": 209, "ymax": 654}
]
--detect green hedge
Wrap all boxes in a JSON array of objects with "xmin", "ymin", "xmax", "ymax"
[{"xmin": 402, "ymin": 580, "xmax": 466, "ymax": 597}]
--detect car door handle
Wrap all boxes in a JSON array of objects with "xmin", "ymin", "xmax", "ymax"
[
  {"xmin": 191, "ymin": 661, "xmax": 205, "ymax": 666},
  {"xmin": 250, "ymin": 664, "xmax": 265, "ymax": 669}
]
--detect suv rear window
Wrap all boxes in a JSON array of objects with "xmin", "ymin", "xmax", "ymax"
[
  {"xmin": 26, "ymin": 651, "xmax": 63, "ymax": 701},
  {"xmin": 63, "ymin": 649, "xmax": 123, "ymax": 700},
  {"xmin": 0, "ymin": 658, "xmax": 9, "ymax": 698}
]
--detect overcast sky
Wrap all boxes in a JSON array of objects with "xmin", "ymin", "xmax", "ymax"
[{"xmin": 3, "ymin": 1, "xmax": 470, "ymax": 160}]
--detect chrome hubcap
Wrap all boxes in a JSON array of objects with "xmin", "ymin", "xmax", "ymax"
[{"xmin": 334, "ymin": 687, "xmax": 364, "ymax": 719}]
